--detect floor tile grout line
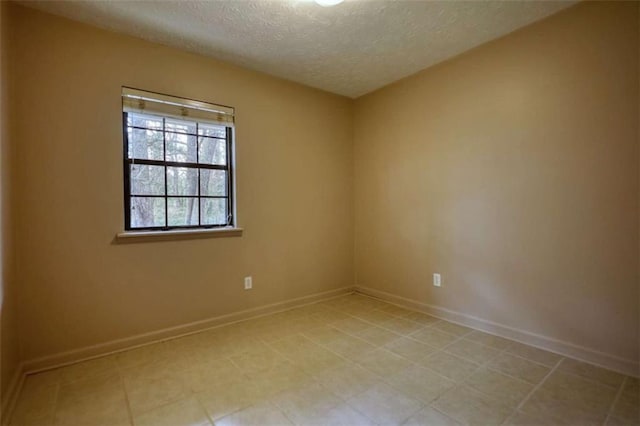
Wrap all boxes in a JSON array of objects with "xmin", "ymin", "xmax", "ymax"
[
  {"xmin": 502, "ymin": 355, "xmax": 565, "ymax": 425},
  {"xmin": 271, "ymin": 383, "xmax": 348, "ymax": 425},
  {"xmin": 11, "ymin": 294, "xmax": 633, "ymax": 426},
  {"xmin": 425, "ymin": 406, "xmax": 461, "ymax": 426},
  {"xmin": 243, "ymin": 299, "xmax": 625, "ymax": 426},
  {"xmin": 213, "ymin": 311, "xmax": 441, "ymax": 423},
  {"xmin": 192, "ymin": 393, "xmax": 217, "ymax": 426},
  {"xmin": 602, "ymin": 376, "xmax": 627, "ymax": 426},
  {"xmin": 397, "ymin": 402, "xmax": 427, "ymax": 426},
  {"xmin": 335, "ymin": 295, "xmax": 443, "ymax": 322},
  {"xmin": 117, "ymin": 372, "xmax": 135, "ymax": 426},
  {"xmin": 462, "ymin": 346, "xmax": 559, "ymax": 423},
  {"xmin": 495, "ymin": 348, "xmax": 629, "ymax": 391},
  {"xmin": 118, "ymin": 343, "xmax": 259, "ymax": 422},
  {"xmin": 406, "ymin": 325, "xmax": 568, "ymax": 391},
  {"xmin": 39, "ymin": 375, "xmax": 76, "ymax": 425},
  {"xmin": 49, "ymin": 382, "xmax": 61, "ymax": 424},
  {"xmin": 15, "ymin": 301, "xmax": 498, "ymax": 424},
  {"xmin": 21, "ymin": 293, "xmax": 354, "ymax": 382},
  {"xmin": 118, "ymin": 355, "xmax": 200, "ymax": 419},
  {"xmin": 335, "ymin": 309, "xmax": 437, "ymax": 335},
  {"xmin": 264, "ymin": 304, "xmax": 557, "ymax": 409},
  {"xmin": 304, "ymin": 293, "xmax": 443, "ymax": 335},
  {"xmin": 260, "ymin": 318, "xmax": 433, "ymax": 412},
  {"xmin": 415, "ymin": 326, "xmax": 499, "ymax": 381},
  {"xmin": 358, "ymin": 293, "xmax": 638, "ymax": 388},
  {"xmin": 259, "ymin": 330, "xmax": 380, "ymax": 407},
  {"xmin": 0, "ymin": 299, "xmax": 444, "ymax": 423},
  {"xmin": 482, "ymin": 363, "xmax": 549, "ymax": 387},
  {"xmin": 287, "ymin": 305, "xmax": 438, "ymax": 359},
  {"xmin": 342, "ymin": 391, "xmax": 390, "ymax": 426},
  {"xmin": 354, "ymin": 292, "xmax": 593, "ymax": 373},
  {"xmin": 551, "ymin": 363, "xmax": 628, "ymax": 391},
  {"xmin": 156, "ymin": 300, "xmax": 544, "ymax": 416},
  {"xmin": 304, "ymin": 305, "xmax": 540, "ymax": 417},
  {"xmin": 467, "ymin": 340, "xmax": 556, "ymax": 387},
  {"xmin": 497, "ymin": 347, "xmax": 561, "ymax": 370},
  {"xmin": 341, "ymin": 317, "xmax": 434, "ymax": 344},
  {"xmin": 329, "ymin": 316, "xmax": 431, "ymax": 349},
  {"xmin": 209, "ymin": 405, "xmax": 248, "ymax": 424},
  {"xmin": 354, "ymin": 293, "xmax": 482, "ymax": 335},
  {"xmin": 309, "ymin": 322, "xmax": 459, "ymax": 386},
  {"xmin": 340, "ymin": 370, "xmax": 425, "ymax": 426},
  {"xmin": 424, "ymin": 337, "xmax": 520, "ymax": 416},
  {"xmin": 277, "ymin": 404, "xmax": 298, "ymax": 426},
  {"xmin": 245, "ymin": 347, "xmax": 355, "ymax": 426},
  {"xmin": 262, "ymin": 325, "xmax": 382, "ymax": 392},
  {"xmin": 257, "ymin": 304, "xmax": 384, "ymax": 345}
]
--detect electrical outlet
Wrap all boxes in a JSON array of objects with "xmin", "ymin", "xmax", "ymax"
[
  {"xmin": 433, "ymin": 273, "xmax": 441, "ymax": 287},
  {"xmin": 244, "ymin": 276, "xmax": 252, "ymax": 290}
]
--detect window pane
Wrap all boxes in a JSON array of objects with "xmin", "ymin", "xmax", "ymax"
[
  {"xmin": 130, "ymin": 165, "xmax": 165, "ymax": 195},
  {"xmin": 128, "ymin": 128, "xmax": 163, "ymax": 160},
  {"xmin": 201, "ymin": 198, "xmax": 227, "ymax": 225},
  {"xmin": 198, "ymin": 137, "xmax": 226, "ymax": 165},
  {"xmin": 198, "ymin": 124, "xmax": 226, "ymax": 138},
  {"xmin": 166, "ymin": 118, "xmax": 196, "ymax": 135},
  {"xmin": 127, "ymin": 112, "xmax": 163, "ymax": 130},
  {"xmin": 200, "ymin": 170, "xmax": 226, "ymax": 196},
  {"xmin": 130, "ymin": 197, "xmax": 165, "ymax": 228},
  {"xmin": 168, "ymin": 198, "xmax": 199, "ymax": 226},
  {"xmin": 166, "ymin": 133, "xmax": 196, "ymax": 163},
  {"xmin": 167, "ymin": 167, "xmax": 197, "ymax": 196}
]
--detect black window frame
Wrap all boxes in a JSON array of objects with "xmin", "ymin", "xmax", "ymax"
[{"xmin": 123, "ymin": 112, "xmax": 234, "ymax": 231}]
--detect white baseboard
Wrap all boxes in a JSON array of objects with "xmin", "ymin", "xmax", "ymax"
[
  {"xmin": 1, "ymin": 362, "xmax": 24, "ymax": 426},
  {"xmin": 23, "ymin": 286, "xmax": 355, "ymax": 375},
  {"xmin": 355, "ymin": 285, "xmax": 639, "ymax": 378}
]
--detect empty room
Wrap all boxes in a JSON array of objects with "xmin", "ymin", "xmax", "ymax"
[{"xmin": 0, "ymin": 0, "xmax": 638, "ymax": 425}]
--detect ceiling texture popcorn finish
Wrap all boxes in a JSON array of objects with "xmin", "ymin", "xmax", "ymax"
[{"xmin": 21, "ymin": 0, "xmax": 576, "ymax": 97}]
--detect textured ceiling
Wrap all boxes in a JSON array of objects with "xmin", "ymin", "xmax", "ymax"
[{"xmin": 20, "ymin": 0, "xmax": 576, "ymax": 98}]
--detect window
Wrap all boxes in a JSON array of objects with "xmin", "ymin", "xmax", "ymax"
[{"xmin": 122, "ymin": 88, "xmax": 235, "ymax": 231}]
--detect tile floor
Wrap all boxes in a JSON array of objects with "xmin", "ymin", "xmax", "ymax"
[{"xmin": 9, "ymin": 293, "xmax": 640, "ymax": 426}]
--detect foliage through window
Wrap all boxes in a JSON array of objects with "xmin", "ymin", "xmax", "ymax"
[{"xmin": 122, "ymin": 88, "xmax": 235, "ymax": 230}]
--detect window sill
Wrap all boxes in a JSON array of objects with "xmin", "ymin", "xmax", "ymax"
[{"xmin": 115, "ymin": 227, "xmax": 243, "ymax": 243}]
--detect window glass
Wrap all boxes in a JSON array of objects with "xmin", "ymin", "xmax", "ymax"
[{"xmin": 124, "ymin": 110, "xmax": 233, "ymax": 230}]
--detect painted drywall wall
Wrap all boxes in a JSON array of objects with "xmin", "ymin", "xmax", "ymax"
[
  {"xmin": 9, "ymin": 4, "xmax": 354, "ymax": 362},
  {"xmin": 354, "ymin": 1, "xmax": 639, "ymax": 366},
  {"xmin": 0, "ymin": 0, "xmax": 20, "ymax": 412}
]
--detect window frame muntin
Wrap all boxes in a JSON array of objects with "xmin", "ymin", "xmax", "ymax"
[{"xmin": 123, "ymin": 112, "xmax": 234, "ymax": 231}]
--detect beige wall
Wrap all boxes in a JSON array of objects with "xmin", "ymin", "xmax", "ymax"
[
  {"xmin": 354, "ymin": 1, "xmax": 639, "ymax": 365},
  {"xmin": 1, "ymin": 0, "xmax": 20, "ymax": 412},
  {"xmin": 9, "ymin": 4, "xmax": 353, "ymax": 361}
]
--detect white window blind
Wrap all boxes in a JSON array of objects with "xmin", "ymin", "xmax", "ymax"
[{"xmin": 122, "ymin": 87, "xmax": 234, "ymax": 127}]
